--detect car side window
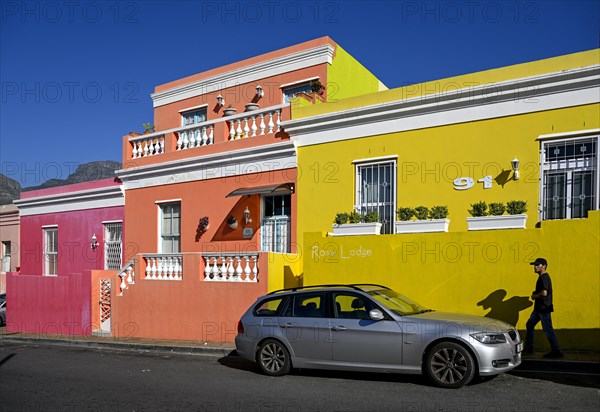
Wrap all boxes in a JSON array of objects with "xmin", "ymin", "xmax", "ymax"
[
  {"xmin": 291, "ymin": 293, "xmax": 327, "ymax": 318},
  {"xmin": 253, "ymin": 297, "xmax": 285, "ymax": 317},
  {"xmin": 334, "ymin": 293, "xmax": 376, "ymax": 320}
]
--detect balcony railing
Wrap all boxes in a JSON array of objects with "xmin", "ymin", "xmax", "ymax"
[
  {"xmin": 202, "ymin": 253, "xmax": 259, "ymax": 282},
  {"xmin": 129, "ymin": 104, "xmax": 286, "ymax": 160},
  {"xmin": 143, "ymin": 254, "xmax": 183, "ymax": 281}
]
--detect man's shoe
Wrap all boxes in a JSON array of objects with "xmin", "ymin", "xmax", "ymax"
[{"xmin": 543, "ymin": 350, "xmax": 564, "ymax": 359}]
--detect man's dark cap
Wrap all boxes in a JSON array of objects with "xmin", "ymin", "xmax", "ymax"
[{"xmin": 530, "ymin": 257, "xmax": 548, "ymax": 266}]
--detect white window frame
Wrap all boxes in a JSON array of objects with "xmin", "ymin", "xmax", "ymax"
[
  {"xmin": 539, "ymin": 133, "xmax": 599, "ymax": 221},
  {"xmin": 261, "ymin": 194, "xmax": 291, "ymax": 253},
  {"xmin": 354, "ymin": 158, "xmax": 397, "ymax": 235},
  {"xmin": 43, "ymin": 226, "xmax": 58, "ymax": 276},
  {"xmin": 181, "ymin": 107, "xmax": 207, "ymax": 127},
  {"xmin": 1, "ymin": 241, "xmax": 11, "ymax": 272},
  {"xmin": 158, "ymin": 202, "xmax": 181, "ymax": 254},
  {"xmin": 103, "ymin": 221, "xmax": 123, "ymax": 270}
]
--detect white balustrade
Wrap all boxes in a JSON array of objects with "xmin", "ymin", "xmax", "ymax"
[
  {"xmin": 117, "ymin": 259, "xmax": 136, "ymax": 296},
  {"xmin": 143, "ymin": 254, "xmax": 183, "ymax": 281},
  {"xmin": 130, "ymin": 135, "xmax": 165, "ymax": 159},
  {"xmin": 202, "ymin": 254, "xmax": 259, "ymax": 282},
  {"xmin": 127, "ymin": 105, "xmax": 285, "ymax": 158}
]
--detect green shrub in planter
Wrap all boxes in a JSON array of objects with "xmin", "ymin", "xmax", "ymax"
[
  {"xmin": 363, "ymin": 211, "xmax": 380, "ymax": 223},
  {"xmin": 348, "ymin": 211, "xmax": 363, "ymax": 224},
  {"xmin": 506, "ymin": 200, "xmax": 528, "ymax": 215},
  {"xmin": 429, "ymin": 205, "xmax": 449, "ymax": 219},
  {"xmin": 488, "ymin": 202, "xmax": 506, "ymax": 216},
  {"xmin": 397, "ymin": 207, "xmax": 414, "ymax": 221},
  {"xmin": 414, "ymin": 206, "xmax": 429, "ymax": 220},
  {"xmin": 334, "ymin": 212, "xmax": 349, "ymax": 225},
  {"xmin": 468, "ymin": 201, "xmax": 488, "ymax": 217}
]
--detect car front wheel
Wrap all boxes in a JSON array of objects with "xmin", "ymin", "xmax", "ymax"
[
  {"xmin": 425, "ymin": 342, "xmax": 475, "ymax": 388},
  {"xmin": 257, "ymin": 339, "xmax": 291, "ymax": 376}
]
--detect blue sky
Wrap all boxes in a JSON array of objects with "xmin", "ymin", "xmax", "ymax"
[{"xmin": 1, "ymin": 0, "xmax": 599, "ymax": 187}]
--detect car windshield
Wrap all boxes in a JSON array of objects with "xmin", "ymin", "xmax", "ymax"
[{"xmin": 367, "ymin": 289, "xmax": 431, "ymax": 316}]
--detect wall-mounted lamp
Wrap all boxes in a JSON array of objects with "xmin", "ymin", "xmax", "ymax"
[
  {"xmin": 255, "ymin": 84, "xmax": 264, "ymax": 99},
  {"xmin": 216, "ymin": 94, "xmax": 225, "ymax": 107},
  {"xmin": 244, "ymin": 207, "xmax": 252, "ymax": 224},
  {"xmin": 511, "ymin": 156, "xmax": 520, "ymax": 180},
  {"xmin": 91, "ymin": 234, "xmax": 99, "ymax": 250}
]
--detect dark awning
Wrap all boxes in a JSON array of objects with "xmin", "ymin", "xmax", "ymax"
[{"xmin": 226, "ymin": 183, "xmax": 294, "ymax": 198}]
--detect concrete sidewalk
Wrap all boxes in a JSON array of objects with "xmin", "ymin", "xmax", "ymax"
[
  {"xmin": 0, "ymin": 329, "xmax": 235, "ymax": 357},
  {"xmin": 1, "ymin": 328, "xmax": 599, "ymax": 368}
]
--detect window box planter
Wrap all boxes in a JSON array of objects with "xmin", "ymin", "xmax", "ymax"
[
  {"xmin": 395, "ymin": 218, "xmax": 450, "ymax": 234},
  {"xmin": 467, "ymin": 214, "xmax": 527, "ymax": 231},
  {"xmin": 331, "ymin": 222, "xmax": 382, "ymax": 236}
]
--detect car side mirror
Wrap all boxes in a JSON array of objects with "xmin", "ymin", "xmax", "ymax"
[{"xmin": 369, "ymin": 309, "xmax": 384, "ymax": 321}]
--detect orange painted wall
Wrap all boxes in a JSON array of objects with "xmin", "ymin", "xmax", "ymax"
[
  {"xmin": 124, "ymin": 168, "xmax": 298, "ymax": 260},
  {"xmin": 111, "ymin": 253, "xmax": 270, "ymax": 342}
]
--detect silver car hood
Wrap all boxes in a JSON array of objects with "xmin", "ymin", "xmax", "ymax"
[{"xmin": 408, "ymin": 311, "xmax": 514, "ymax": 331}]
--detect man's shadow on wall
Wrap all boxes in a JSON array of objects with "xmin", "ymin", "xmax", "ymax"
[{"xmin": 477, "ymin": 290, "xmax": 533, "ymax": 327}]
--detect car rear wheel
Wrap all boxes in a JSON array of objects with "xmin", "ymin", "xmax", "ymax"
[
  {"xmin": 257, "ymin": 339, "xmax": 291, "ymax": 376},
  {"xmin": 425, "ymin": 342, "xmax": 475, "ymax": 388}
]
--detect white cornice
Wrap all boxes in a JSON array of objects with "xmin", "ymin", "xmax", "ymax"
[
  {"xmin": 151, "ymin": 44, "xmax": 335, "ymax": 107},
  {"xmin": 284, "ymin": 65, "xmax": 600, "ymax": 147},
  {"xmin": 115, "ymin": 141, "xmax": 297, "ymax": 190},
  {"xmin": 14, "ymin": 186, "xmax": 124, "ymax": 216},
  {"xmin": 536, "ymin": 128, "xmax": 600, "ymax": 141}
]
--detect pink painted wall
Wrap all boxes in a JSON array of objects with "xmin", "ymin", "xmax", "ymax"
[
  {"xmin": 19, "ymin": 206, "xmax": 124, "ymax": 276},
  {"xmin": 6, "ymin": 270, "xmax": 92, "ymax": 335}
]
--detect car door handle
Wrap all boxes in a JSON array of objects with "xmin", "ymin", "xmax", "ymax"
[
  {"xmin": 279, "ymin": 323, "xmax": 294, "ymax": 328},
  {"xmin": 331, "ymin": 325, "xmax": 347, "ymax": 331}
]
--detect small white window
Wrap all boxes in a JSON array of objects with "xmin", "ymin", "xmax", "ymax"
[
  {"xmin": 1, "ymin": 241, "xmax": 11, "ymax": 272},
  {"xmin": 160, "ymin": 203, "xmax": 181, "ymax": 253},
  {"xmin": 44, "ymin": 227, "xmax": 58, "ymax": 276}
]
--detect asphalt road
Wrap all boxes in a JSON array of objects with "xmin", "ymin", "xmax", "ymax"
[{"xmin": 0, "ymin": 342, "xmax": 598, "ymax": 412}]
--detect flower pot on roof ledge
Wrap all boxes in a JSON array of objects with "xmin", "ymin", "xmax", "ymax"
[
  {"xmin": 245, "ymin": 103, "xmax": 259, "ymax": 112},
  {"xmin": 331, "ymin": 222, "xmax": 382, "ymax": 236},
  {"xmin": 395, "ymin": 218, "xmax": 450, "ymax": 234},
  {"xmin": 466, "ymin": 214, "xmax": 528, "ymax": 231}
]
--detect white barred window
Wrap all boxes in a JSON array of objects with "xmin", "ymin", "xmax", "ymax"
[
  {"xmin": 104, "ymin": 222, "xmax": 123, "ymax": 270},
  {"xmin": 541, "ymin": 135, "xmax": 598, "ymax": 220},
  {"xmin": 355, "ymin": 160, "xmax": 396, "ymax": 234}
]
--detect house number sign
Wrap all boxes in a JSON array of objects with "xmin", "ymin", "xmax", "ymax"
[{"xmin": 453, "ymin": 175, "xmax": 493, "ymax": 190}]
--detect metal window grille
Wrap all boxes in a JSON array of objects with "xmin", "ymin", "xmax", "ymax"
[
  {"xmin": 261, "ymin": 217, "xmax": 291, "ymax": 253},
  {"xmin": 356, "ymin": 161, "xmax": 396, "ymax": 234},
  {"xmin": 104, "ymin": 223, "xmax": 122, "ymax": 270},
  {"xmin": 541, "ymin": 136, "xmax": 598, "ymax": 220}
]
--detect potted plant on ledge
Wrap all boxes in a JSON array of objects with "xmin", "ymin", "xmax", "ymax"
[
  {"xmin": 466, "ymin": 201, "xmax": 528, "ymax": 231},
  {"xmin": 331, "ymin": 210, "xmax": 382, "ymax": 236},
  {"xmin": 227, "ymin": 215, "xmax": 238, "ymax": 230},
  {"xmin": 395, "ymin": 205, "xmax": 450, "ymax": 234}
]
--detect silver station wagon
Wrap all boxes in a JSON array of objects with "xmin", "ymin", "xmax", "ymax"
[{"xmin": 235, "ymin": 284, "xmax": 522, "ymax": 388}]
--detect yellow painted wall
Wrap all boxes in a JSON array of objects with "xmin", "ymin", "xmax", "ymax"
[
  {"xmin": 267, "ymin": 253, "xmax": 303, "ymax": 292},
  {"xmin": 297, "ymin": 104, "xmax": 600, "ymax": 241},
  {"xmin": 302, "ymin": 211, "xmax": 600, "ymax": 350},
  {"xmin": 290, "ymin": 44, "xmax": 385, "ymax": 111},
  {"xmin": 294, "ymin": 48, "xmax": 599, "ymax": 120}
]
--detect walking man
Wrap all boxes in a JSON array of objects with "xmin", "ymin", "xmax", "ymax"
[{"xmin": 524, "ymin": 257, "xmax": 563, "ymax": 358}]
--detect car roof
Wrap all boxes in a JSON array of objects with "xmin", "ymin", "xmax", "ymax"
[{"xmin": 266, "ymin": 284, "xmax": 390, "ymax": 296}]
